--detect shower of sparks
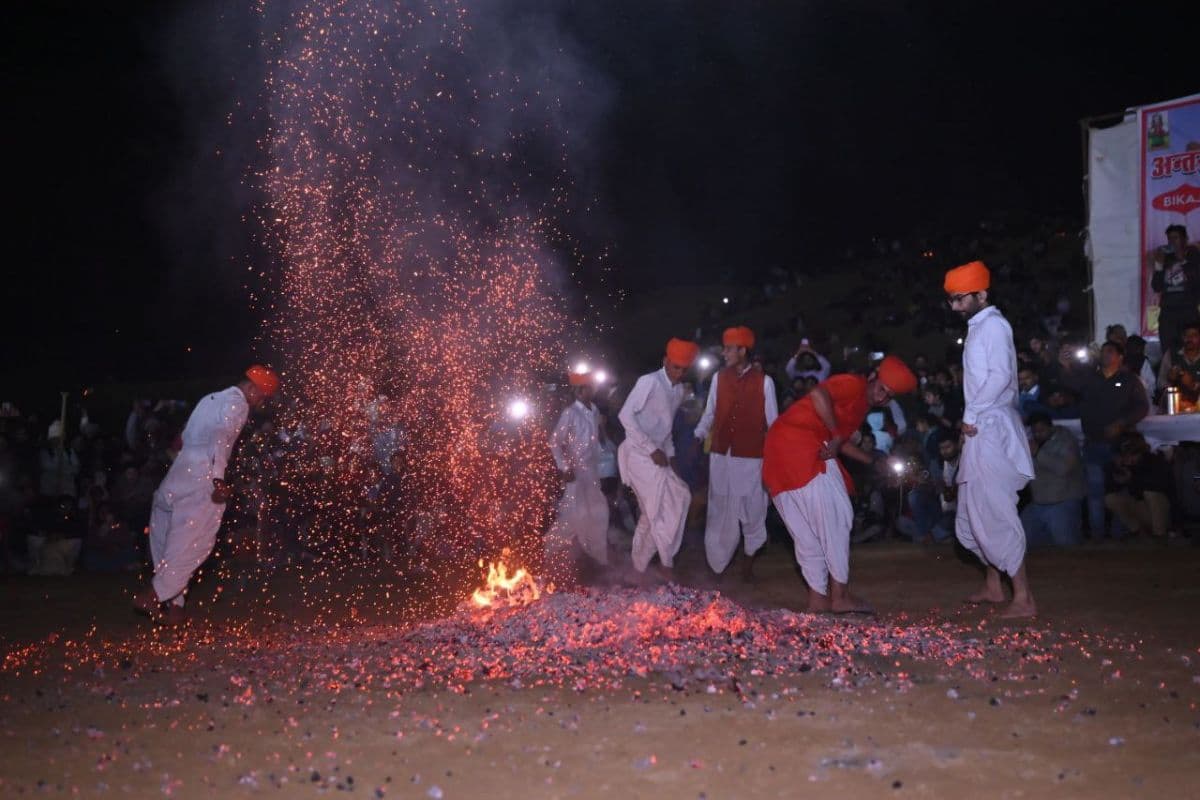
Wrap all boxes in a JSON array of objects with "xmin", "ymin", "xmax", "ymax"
[{"xmin": 248, "ymin": 0, "xmax": 589, "ymax": 611}]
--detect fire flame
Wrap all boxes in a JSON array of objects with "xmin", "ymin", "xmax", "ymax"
[{"xmin": 470, "ymin": 554, "xmax": 543, "ymax": 610}]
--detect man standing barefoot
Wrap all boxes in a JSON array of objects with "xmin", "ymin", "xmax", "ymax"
[
  {"xmin": 618, "ymin": 338, "xmax": 698, "ymax": 579},
  {"xmin": 763, "ymin": 356, "xmax": 917, "ymax": 613},
  {"xmin": 944, "ymin": 261, "xmax": 1037, "ymax": 618}
]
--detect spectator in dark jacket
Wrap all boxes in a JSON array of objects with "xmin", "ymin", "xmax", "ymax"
[{"xmin": 1059, "ymin": 341, "xmax": 1150, "ymax": 538}]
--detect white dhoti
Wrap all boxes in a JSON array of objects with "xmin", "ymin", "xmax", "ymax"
[
  {"xmin": 771, "ymin": 459, "xmax": 853, "ymax": 595},
  {"xmin": 149, "ymin": 453, "xmax": 227, "ymax": 607},
  {"xmin": 546, "ymin": 467, "xmax": 609, "ymax": 565},
  {"xmin": 955, "ymin": 414, "xmax": 1032, "ymax": 576},
  {"xmin": 618, "ymin": 441, "xmax": 690, "ymax": 571},
  {"xmin": 704, "ymin": 452, "xmax": 769, "ymax": 573}
]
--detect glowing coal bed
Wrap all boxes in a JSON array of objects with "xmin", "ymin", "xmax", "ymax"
[{"xmin": 4, "ymin": 577, "xmax": 1068, "ymax": 700}]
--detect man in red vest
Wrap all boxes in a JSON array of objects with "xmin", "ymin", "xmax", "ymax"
[
  {"xmin": 762, "ymin": 357, "xmax": 917, "ymax": 613},
  {"xmin": 693, "ymin": 326, "xmax": 778, "ymax": 578}
]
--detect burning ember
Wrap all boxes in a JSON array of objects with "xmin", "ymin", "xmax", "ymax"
[{"xmin": 469, "ymin": 552, "xmax": 546, "ymax": 610}]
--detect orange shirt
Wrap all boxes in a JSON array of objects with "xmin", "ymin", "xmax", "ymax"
[{"xmin": 762, "ymin": 374, "xmax": 868, "ymax": 497}]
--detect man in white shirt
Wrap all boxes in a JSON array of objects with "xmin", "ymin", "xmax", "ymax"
[
  {"xmin": 945, "ymin": 262, "xmax": 1037, "ymax": 618},
  {"xmin": 547, "ymin": 369, "xmax": 609, "ymax": 572},
  {"xmin": 618, "ymin": 338, "xmax": 698, "ymax": 577},
  {"xmin": 693, "ymin": 326, "xmax": 778, "ymax": 577},
  {"xmin": 133, "ymin": 366, "xmax": 280, "ymax": 625}
]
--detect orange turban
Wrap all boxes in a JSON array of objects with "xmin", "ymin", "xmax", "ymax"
[
  {"xmin": 877, "ymin": 355, "xmax": 918, "ymax": 395},
  {"xmin": 943, "ymin": 260, "xmax": 990, "ymax": 294},
  {"xmin": 245, "ymin": 365, "xmax": 280, "ymax": 396},
  {"xmin": 665, "ymin": 338, "xmax": 700, "ymax": 368},
  {"xmin": 567, "ymin": 371, "xmax": 593, "ymax": 386},
  {"xmin": 722, "ymin": 326, "xmax": 755, "ymax": 349}
]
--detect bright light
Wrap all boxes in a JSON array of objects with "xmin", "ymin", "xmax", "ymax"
[
  {"xmin": 890, "ymin": 460, "xmax": 906, "ymax": 474},
  {"xmin": 956, "ymin": 337, "xmax": 964, "ymax": 346},
  {"xmin": 698, "ymin": 356, "xmax": 714, "ymax": 370},
  {"xmin": 1075, "ymin": 348, "xmax": 1088, "ymax": 361},
  {"xmin": 722, "ymin": 297, "xmax": 730, "ymax": 304},
  {"xmin": 572, "ymin": 360, "xmax": 589, "ymax": 374},
  {"xmin": 507, "ymin": 399, "xmax": 530, "ymax": 421},
  {"xmin": 594, "ymin": 370, "xmax": 608, "ymax": 384}
]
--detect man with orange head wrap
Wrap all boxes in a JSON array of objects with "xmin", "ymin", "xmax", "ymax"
[
  {"xmin": 617, "ymin": 338, "xmax": 698, "ymax": 576},
  {"xmin": 693, "ymin": 327, "xmax": 778, "ymax": 577},
  {"xmin": 762, "ymin": 356, "xmax": 917, "ymax": 613},
  {"xmin": 133, "ymin": 366, "xmax": 280, "ymax": 624},
  {"xmin": 944, "ymin": 261, "xmax": 1037, "ymax": 618}
]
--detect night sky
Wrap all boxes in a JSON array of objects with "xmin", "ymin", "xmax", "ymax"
[{"xmin": 3, "ymin": 0, "xmax": 1195, "ymax": 389}]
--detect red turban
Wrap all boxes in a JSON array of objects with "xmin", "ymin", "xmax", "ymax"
[
  {"xmin": 943, "ymin": 261, "xmax": 991, "ymax": 294},
  {"xmin": 567, "ymin": 371, "xmax": 593, "ymax": 386},
  {"xmin": 722, "ymin": 326, "xmax": 755, "ymax": 349},
  {"xmin": 245, "ymin": 365, "xmax": 280, "ymax": 396},
  {"xmin": 665, "ymin": 338, "xmax": 700, "ymax": 367},
  {"xmin": 877, "ymin": 355, "xmax": 917, "ymax": 395}
]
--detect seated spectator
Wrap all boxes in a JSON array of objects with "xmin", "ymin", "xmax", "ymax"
[
  {"xmin": 1059, "ymin": 340, "xmax": 1150, "ymax": 538},
  {"xmin": 82, "ymin": 503, "xmax": 138, "ymax": 572},
  {"xmin": 865, "ymin": 408, "xmax": 895, "ymax": 453},
  {"xmin": 27, "ymin": 495, "xmax": 84, "ymax": 576},
  {"xmin": 1042, "ymin": 384, "xmax": 1081, "ymax": 419},
  {"xmin": 1123, "ymin": 334, "xmax": 1156, "ymax": 401},
  {"xmin": 1104, "ymin": 432, "xmax": 1172, "ymax": 539},
  {"xmin": 1017, "ymin": 365, "xmax": 1050, "ymax": 418},
  {"xmin": 912, "ymin": 413, "xmax": 944, "ymax": 468},
  {"xmin": 39, "ymin": 421, "xmax": 79, "ymax": 499},
  {"xmin": 1157, "ymin": 320, "xmax": 1200, "ymax": 410},
  {"xmin": 1020, "ymin": 413, "xmax": 1085, "ymax": 547},
  {"xmin": 847, "ymin": 431, "xmax": 887, "ymax": 543},
  {"xmin": 899, "ymin": 428, "xmax": 958, "ymax": 544}
]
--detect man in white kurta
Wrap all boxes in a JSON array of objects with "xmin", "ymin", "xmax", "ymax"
[
  {"xmin": 133, "ymin": 366, "xmax": 279, "ymax": 623},
  {"xmin": 693, "ymin": 327, "xmax": 778, "ymax": 576},
  {"xmin": 617, "ymin": 338, "xmax": 698, "ymax": 574},
  {"xmin": 547, "ymin": 372, "xmax": 609, "ymax": 567},
  {"xmin": 945, "ymin": 261, "xmax": 1037, "ymax": 618}
]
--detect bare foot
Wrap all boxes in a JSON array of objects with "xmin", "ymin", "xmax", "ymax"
[
  {"xmin": 132, "ymin": 588, "xmax": 163, "ymax": 620},
  {"xmin": 651, "ymin": 563, "xmax": 675, "ymax": 584},
  {"xmin": 161, "ymin": 605, "xmax": 189, "ymax": 626},
  {"xmin": 806, "ymin": 589, "xmax": 832, "ymax": 613},
  {"xmin": 997, "ymin": 597, "xmax": 1037, "ymax": 619},
  {"xmin": 831, "ymin": 593, "xmax": 875, "ymax": 615},
  {"xmin": 965, "ymin": 588, "xmax": 1006, "ymax": 604}
]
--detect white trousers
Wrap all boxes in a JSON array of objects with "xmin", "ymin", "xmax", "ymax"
[
  {"xmin": 546, "ymin": 468, "xmax": 609, "ymax": 565},
  {"xmin": 619, "ymin": 443, "xmax": 690, "ymax": 571},
  {"xmin": 149, "ymin": 485, "xmax": 226, "ymax": 606},
  {"xmin": 704, "ymin": 453, "xmax": 768, "ymax": 573},
  {"xmin": 771, "ymin": 459, "xmax": 853, "ymax": 595},
  {"xmin": 956, "ymin": 435, "xmax": 1028, "ymax": 577}
]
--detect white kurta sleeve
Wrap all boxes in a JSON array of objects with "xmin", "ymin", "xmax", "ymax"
[
  {"xmin": 550, "ymin": 408, "xmax": 573, "ymax": 471},
  {"xmin": 784, "ymin": 356, "xmax": 800, "ymax": 381},
  {"xmin": 763, "ymin": 375, "xmax": 779, "ymax": 427},
  {"xmin": 963, "ymin": 322, "xmax": 1011, "ymax": 426},
  {"xmin": 692, "ymin": 374, "xmax": 719, "ymax": 440},
  {"xmin": 618, "ymin": 376, "xmax": 657, "ymax": 453},
  {"xmin": 211, "ymin": 396, "xmax": 249, "ymax": 481}
]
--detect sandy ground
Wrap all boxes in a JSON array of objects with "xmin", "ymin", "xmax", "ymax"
[{"xmin": 2, "ymin": 534, "xmax": 1198, "ymax": 799}]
